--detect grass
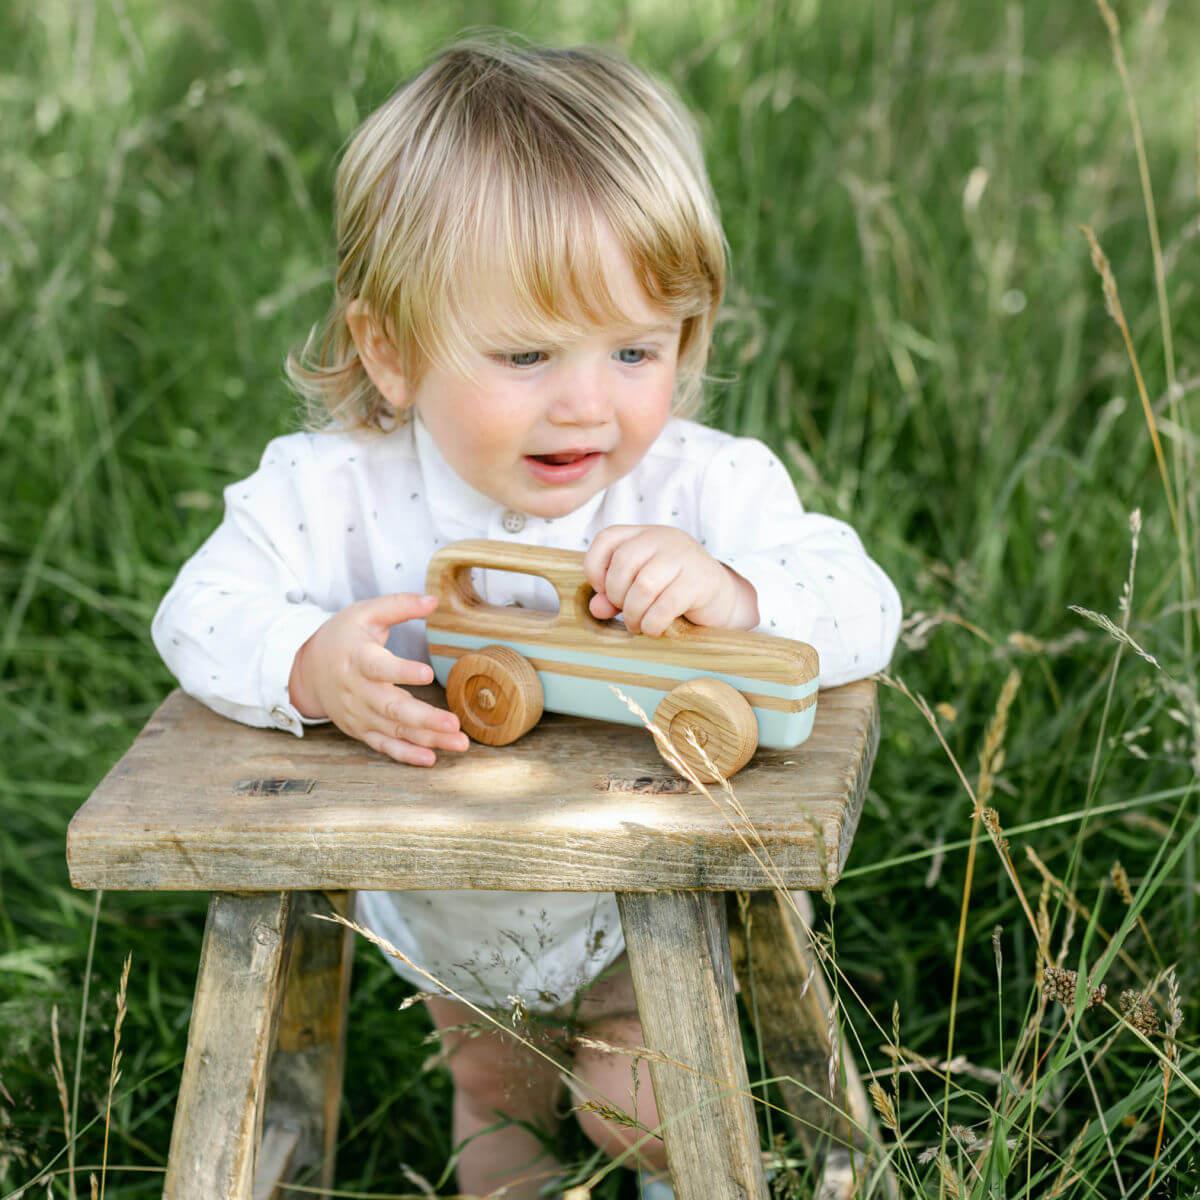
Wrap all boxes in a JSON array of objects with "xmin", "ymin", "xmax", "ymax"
[{"xmin": 1, "ymin": 0, "xmax": 1198, "ymax": 1195}]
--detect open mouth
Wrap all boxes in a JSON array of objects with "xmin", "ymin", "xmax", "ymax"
[
  {"xmin": 524, "ymin": 450, "xmax": 603, "ymax": 483},
  {"xmin": 529, "ymin": 451, "xmax": 594, "ymax": 464}
]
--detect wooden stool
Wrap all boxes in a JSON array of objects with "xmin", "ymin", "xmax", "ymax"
[{"xmin": 67, "ymin": 680, "xmax": 883, "ymax": 1200}]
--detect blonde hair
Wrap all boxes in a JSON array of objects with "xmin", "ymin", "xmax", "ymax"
[{"xmin": 285, "ymin": 32, "xmax": 728, "ymax": 433}]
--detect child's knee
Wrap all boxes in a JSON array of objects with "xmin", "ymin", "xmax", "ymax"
[
  {"xmin": 434, "ymin": 1024, "xmax": 564, "ymax": 1127},
  {"xmin": 572, "ymin": 1015, "xmax": 669, "ymax": 1171},
  {"xmin": 427, "ymin": 997, "xmax": 565, "ymax": 1123},
  {"xmin": 574, "ymin": 1102, "xmax": 669, "ymax": 1171}
]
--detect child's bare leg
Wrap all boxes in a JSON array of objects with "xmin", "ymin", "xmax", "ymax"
[
  {"xmin": 573, "ymin": 1012, "xmax": 670, "ymax": 1175},
  {"xmin": 425, "ymin": 995, "xmax": 568, "ymax": 1200},
  {"xmin": 568, "ymin": 958, "xmax": 671, "ymax": 1176}
]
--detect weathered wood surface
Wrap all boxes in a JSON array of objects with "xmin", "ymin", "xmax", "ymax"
[
  {"xmin": 729, "ymin": 891, "xmax": 880, "ymax": 1164},
  {"xmin": 164, "ymin": 892, "xmax": 292, "ymax": 1200},
  {"xmin": 254, "ymin": 891, "xmax": 354, "ymax": 1198},
  {"xmin": 67, "ymin": 680, "xmax": 877, "ymax": 892},
  {"xmin": 730, "ymin": 892, "xmax": 898, "ymax": 1198},
  {"xmin": 617, "ymin": 890, "xmax": 768, "ymax": 1200}
]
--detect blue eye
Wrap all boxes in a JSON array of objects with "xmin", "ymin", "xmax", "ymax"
[
  {"xmin": 617, "ymin": 347, "xmax": 654, "ymax": 365},
  {"xmin": 500, "ymin": 351, "xmax": 546, "ymax": 368}
]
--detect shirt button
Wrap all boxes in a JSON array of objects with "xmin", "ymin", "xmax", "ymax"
[{"xmin": 501, "ymin": 509, "xmax": 526, "ymax": 533}]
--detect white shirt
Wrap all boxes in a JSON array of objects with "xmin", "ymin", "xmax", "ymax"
[{"xmin": 152, "ymin": 410, "xmax": 902, "ymax": 1010}]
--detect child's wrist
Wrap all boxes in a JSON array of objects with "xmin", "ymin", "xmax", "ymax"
[{"xmin": 288, "ymin": 636, "xmax": 327, "ymax": 719}]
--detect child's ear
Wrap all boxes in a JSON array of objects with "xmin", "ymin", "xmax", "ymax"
[{"xmin": 346, "ymin": 299, "xmax": 408, "ymax": 413}]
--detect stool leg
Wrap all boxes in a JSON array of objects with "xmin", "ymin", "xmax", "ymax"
[
  {"xmin": 728, "ymin": 891, "xmax": 884, "ymax": 1198},
  {"xmin": 165, "ymin": 892, "xmax": 293, "ymax": 1200},
  {"xmin": 617, "ymin": 891, "xmax": 768, "ymax": 1200},
  {"xmin": 254, "ymin": 891, "xmax": 355, "ymax": 1199}
]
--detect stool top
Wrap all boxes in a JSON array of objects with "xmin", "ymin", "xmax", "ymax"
[{"xmin": 67, "ymin": 680, "xmax": 878, "ymax": 893}]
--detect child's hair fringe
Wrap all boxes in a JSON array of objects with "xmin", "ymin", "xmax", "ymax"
[{"xmin": 283, "ymin": 30, "xmax": 729, "ymax": 434}]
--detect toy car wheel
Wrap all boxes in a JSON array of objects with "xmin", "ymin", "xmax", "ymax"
[
  {"xmin": 652, "ymin": 678, "xmax": 758, "ymax": 783},
  {"xmin": 446, "ymin": 645, "xmax": 544, "ymax": 746}
]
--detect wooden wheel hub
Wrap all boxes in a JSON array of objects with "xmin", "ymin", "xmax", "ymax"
[
  {"xmin": 669, "ymin": 710, "xmax": 710, "ymax": 749},
  {"xmin": 653, "ymin": 678, "xmax": 759, "ymax": 783},
  {"xmin": 446, "ymin": 645, "xmax": 544, "ymax": 746}
]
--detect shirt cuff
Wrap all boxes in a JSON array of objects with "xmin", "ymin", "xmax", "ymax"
[{"xmin": 259, "ymin": 603, "xmax": 336, "ymax": 736}]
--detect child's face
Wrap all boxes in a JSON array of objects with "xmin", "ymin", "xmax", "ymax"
[{"xmin": 409, "ymin": 224, "xmax": 682, "ymax": 520}]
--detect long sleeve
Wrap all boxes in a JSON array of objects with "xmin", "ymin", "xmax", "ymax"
[
  {"xmin": 697, "ymin": 435, "xmax": 901, "ymax": 687},
  {"xmin": 150, "ymin": 435, "xmax": 336, "ymax": 736}
]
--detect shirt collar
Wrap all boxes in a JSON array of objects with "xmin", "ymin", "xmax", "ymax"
[{"xmin": 412, "ymin": 407, "xmax": 608, "ymax": 541}]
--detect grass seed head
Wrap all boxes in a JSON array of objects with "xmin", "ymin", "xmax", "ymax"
[
  {"xmin": 935, "ymin": 1153, "xmax": 964, "ymax": 1198},
  {"xmin": 869, "ymin": 1080, "xmax": 898, "ymax": 1132},
  {"xmin": 1119, "ymin": 988, "xmax": 1160, "ymax": 1036},
  {"xmin": 1041, "ymin": 966, "xmax": 1105, "ymax": 1010},
  {"xmin": 979, "ymin": 805, "xmax": 1010, "ymax": 854},
  {"xmin": 949, "ymin": 1123, "xmax": 978, "ymax": 1146},
  {"xmin": 1043, "ymin": 965, "xmax": 1077, "ymax": 1005},
  {"xmin": 573, "ymin": 1099, "xmax": 646, "ymax": 1132},
  {"xmin": 1111, "ymin": 861, "xmax": 1134, "ymax": 904},
  {"xmin": 506, "ymin": 992, "xmax": 529, "ymax": 1029},
  {"xmin": 1163, "ymin": 968, "xmax": 1182, "ymax": 1055}
]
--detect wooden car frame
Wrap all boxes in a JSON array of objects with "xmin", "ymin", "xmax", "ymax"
[{"xmin": 425, "ymin": 539, "xmax": 820, "ymax": 781}]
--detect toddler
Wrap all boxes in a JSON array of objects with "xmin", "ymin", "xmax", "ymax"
[{"xmin": 152, "ymin": 34, "xmax": 902, "ymax": 1200}]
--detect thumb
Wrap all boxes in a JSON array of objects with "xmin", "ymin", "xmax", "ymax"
[
  {"xmin": 360, "ymin": 592, "xmax": 439, "ymax": 637},
  {"xmin": 589, "ymin": 592, "xmax": 619, "ymax": 620}
]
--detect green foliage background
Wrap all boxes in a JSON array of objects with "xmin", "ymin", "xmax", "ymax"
[{"xmin": 1, "ymin": 0, "xmax": 1197, "ymax": 1195}]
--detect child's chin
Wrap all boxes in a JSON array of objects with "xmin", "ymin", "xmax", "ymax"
[
  {"xmin": 524, "ymin": 483, "xmax": 598, "ymax": 517},
  {"xmin": 526, "ymin": 493, "xmax": 591, "ymax": 518}
]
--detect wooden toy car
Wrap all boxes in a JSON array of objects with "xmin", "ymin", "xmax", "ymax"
[{"xmin": 424, "ymin": 539, "xmax": 820, "ymax": 782}]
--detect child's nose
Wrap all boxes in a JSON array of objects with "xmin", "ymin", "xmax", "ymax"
[{"xmin": 549, "ymin": 362, "xmax": 613, "ymax": 425}]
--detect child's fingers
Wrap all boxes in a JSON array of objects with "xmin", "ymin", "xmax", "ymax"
[
  {"xmin": 358, "ymin": 592, "xmax": 439, "ymax": 639},
  {"xmin": 637, "ymin": 575, "xmax": 696, "ymax": 637},
  {"xmin": 371, "ymin": 703, "xmax": 469, "ymax": 754},
  {"xmin": 618, "ymin": 560, "xmax": 683, "ymax": 633},
  {"xmin": 395, "ymin": 723, "xmax": 471, "ymax": 753},
  {"xmin": 598, "ymin": 534, "xmax": 666, "ymax": 611},
  {"xmin": 583, "ymin": 525, "xmax": 644, "ymax": 594},
  {"xmin": 361, "ymin": 728, "xmax": 437, "ymax": 768},
  {"xmin": 358, "ymin": 642, "xmax": 436, "ymax": 687},
  {"xmin": 374, "ymin": 686, "xmax": 463, "ymax": 740},
  {"xmin": 588, "ymin": 592, "xmax": 620, "ymax": 620}
]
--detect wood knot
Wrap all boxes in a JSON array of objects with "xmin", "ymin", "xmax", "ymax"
[
  {"xmin": 252, "ymin": 922, "xmax": 280, "ymax": 946},
  {"xmin": 599, "ymin": 775, "xmax": 692, "ymax": 795}
]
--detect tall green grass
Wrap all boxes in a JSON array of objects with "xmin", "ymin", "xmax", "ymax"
[{"xmin": 1, "ymin": 0, "xmax": 1197, "ymax": 1195}]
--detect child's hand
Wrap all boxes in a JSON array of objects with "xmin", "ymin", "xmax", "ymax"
[
  {"xmin": 287, "ymin": 593, "xmax": 469, "ymax": 767},
  {"xmin": 582, "ymin": 525, "xmax": 759, "ymax": 636}
]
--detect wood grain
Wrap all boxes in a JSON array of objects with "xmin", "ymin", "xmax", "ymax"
[
  {"xmin": 446, "ymin": 645, "xmax": 544, "ymax": 745},
  {"xmin": 426, "ymin": 539, "xmax": 819, "ymax": 686},
  {"xmin": 652, "ymin": 678, "xmax": 759, "ymax": 782},
  {"xmin": 255, "ymin": 890, "xmax": 354, "ymax": 1197},
  {"xmin": 164, "ymin": 892, "xmax": 292, "ymax": 1200},
  {"xmin": 429, "ymin": 641, "xmax": 820, "ymax": 713},
  {"xmin": 728, "ymin": 891, "xmax": 878, "ymax": 1161},
  {"xmin": 67, "ymin": 680, "xmax": 878, "ymax": 892},
  {"xmin": 618, "ymin": 890, "xmax": 768, "ymax": 1200}
]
